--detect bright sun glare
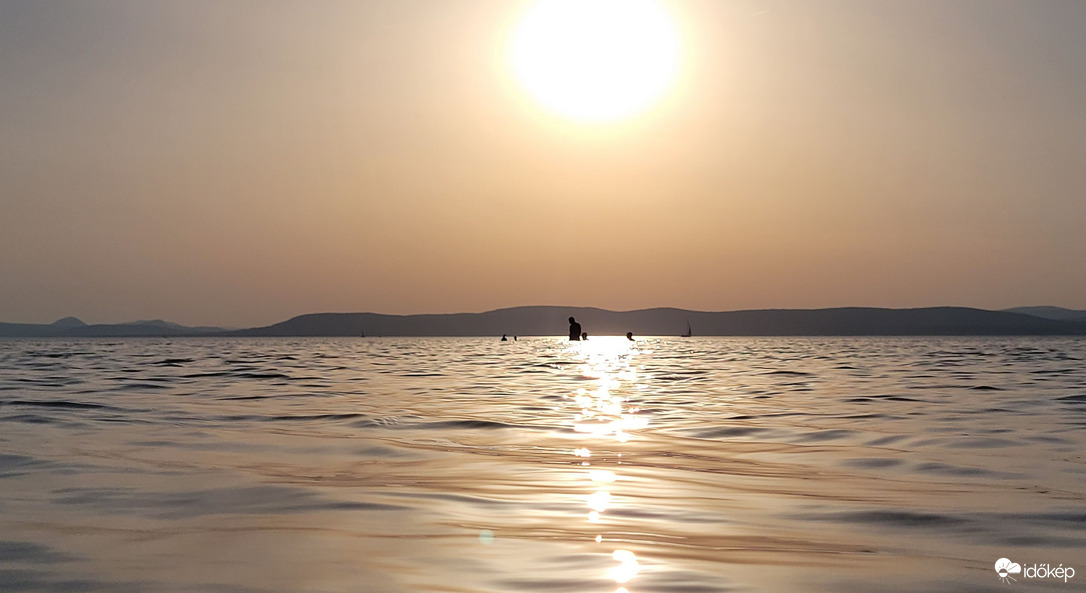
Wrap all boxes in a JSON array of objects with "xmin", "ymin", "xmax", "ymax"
[{"xmin": 509, "ymin": 0, "xmax": 682, "ymax": 123}]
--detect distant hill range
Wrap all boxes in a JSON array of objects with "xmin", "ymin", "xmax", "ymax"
[
  {"xmin": 1002, "ymin": 306, "xmax": 1086, "ymax": 322},
  {"xmin": 0, "ymin": 317, "xmax": 227, "ymax": 338},
  {"xmin": 233, "ymin": 306, "xmax": 1086, "ymax": 337},
  {"xmin": 3, "ymin": 306, "xmax": 1086, "ymax": 338}
]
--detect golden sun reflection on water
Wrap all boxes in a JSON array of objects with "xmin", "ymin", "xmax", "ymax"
[
  {"xmin": 6, "ymin": 338, "xmax": 1085, "ymax": 592},
  {"xmin": 562, "ymin": 337, "xmax": 648, "ymax": 590}
]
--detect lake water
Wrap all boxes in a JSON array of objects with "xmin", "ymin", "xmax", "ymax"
[{"xmin": 0, "ymin": 337, "xmax": 1083, "ymax": 593}]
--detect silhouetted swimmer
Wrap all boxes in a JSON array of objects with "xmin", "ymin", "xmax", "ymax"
[
  {"xmin": 581, "ymin": 332, "xmax": 588, "ymax": 341},
  {"xmin": 568, "ymin": 317, "xmax": 582, "ymax": 341},
  {"xmin": 501, "ymin": 334, "xmax": 508, "ymax": 341},
  {"xmin": 513, "ymin": 335, "xmax": 517, "ymax": 341},
  {"xmin": 626, "ymin": 332, "xmax": 634, "ymax": 341}
]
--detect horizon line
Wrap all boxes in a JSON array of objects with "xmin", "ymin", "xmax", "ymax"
[{"xmin": 4, "ymin": 303, "xmax": 1084, "ymax": 328}]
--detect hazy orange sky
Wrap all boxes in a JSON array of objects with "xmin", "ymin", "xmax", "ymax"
[{"xmin": 2, "ymin": 1, "xmax": 1084, "ymax": 327}]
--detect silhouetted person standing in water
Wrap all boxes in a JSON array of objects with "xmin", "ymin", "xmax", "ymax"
[
  {"xmin": 501, "ymin": 334, "xmax": 508, "ymax": 341},
  {"xmin": 626, "ymin": 332, "xmax": 634, "ymax": 341},
  {"xmin": 568, "ymin": 317, "xmax": 582, "ymax": 341}
]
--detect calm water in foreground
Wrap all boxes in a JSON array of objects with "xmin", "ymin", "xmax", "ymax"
[{"xmin": 1, "ymin": 337, "xmax": 1084, "ymax": 593}]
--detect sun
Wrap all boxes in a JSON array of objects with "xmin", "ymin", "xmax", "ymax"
[{"xmin": 509, "ymin": 0, "xmax": 683, "ymax": 123}]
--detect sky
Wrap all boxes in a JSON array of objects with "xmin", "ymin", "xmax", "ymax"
[{"xmin": 1, "ymin": 0, "xmax": 1084, "ymax": 327}]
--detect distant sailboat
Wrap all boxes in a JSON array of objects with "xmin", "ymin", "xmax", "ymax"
[{"xmin": 680, "ymin": 320, "xmax": 692, "ymax": 338}]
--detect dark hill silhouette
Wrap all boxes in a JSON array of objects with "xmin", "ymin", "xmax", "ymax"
[
  {"xmin": 4, "ymin": 307, "xmax": 1085, "ymax": 338},
  {"xmin": 0, "ymin": 319, "xmax": 226, "ymax": 337},
  {"xmin": 229, "ymin": 306, "xmax": 1086, "ymax": 337},
  {"xmin": 51, "ymin": 316, "xmax": 87, "ymax": 328},
  {"xmin": 1004, "ymin": 306, "xmax": 1086, "ymax": 322}
]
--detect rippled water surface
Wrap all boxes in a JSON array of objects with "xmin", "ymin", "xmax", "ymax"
[{"xmin": 1, "ymin": 337, "xmax": 1084, "ymax": 593}]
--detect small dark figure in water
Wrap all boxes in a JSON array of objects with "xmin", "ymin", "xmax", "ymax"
[
  {"xmin": 501, "ymin": 334, "xmax": 508, "ymax": 341},
  {"xmin": 581, "ymin": 332, "xmax": 588, "ymax": 341},
  {"xmin": 513, "ymin": 335, "xmax": 517, "ymax": 341},
  {"xmin": 568, "ymin": 317, "xmax": 582, "ymax": 341},
  {"xmin": 626, "ymin": 332, "xmax": 634, "ymax": 341}
]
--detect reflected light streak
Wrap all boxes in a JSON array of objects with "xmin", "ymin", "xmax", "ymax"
[
  {"xmin": 564, "ymin": 336, "xmax": 647, "ymax": 589},
  {"xmin": 573, "ymin": 414, "xmax": 647, "ymax": 438},
  {"xmin": 587, "ymin": 490, "xmax": 611, "ymax": 512},
  {"xmin": 610, "ymin": 550, "xmax": 641, "ymax": 583},
  {"xmin": 589, "ymin": 469, "xmax": 616, "ymax": 483}
]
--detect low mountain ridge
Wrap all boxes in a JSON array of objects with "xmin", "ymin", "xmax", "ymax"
[
  {"xmin": 51, "ymin": 316, "xmax": 87, "ymax": 328},
  {"xmin": 0, "ymin": 319, "xmax": 226, "ymax": 338},
  {"xmin": 1003, "ymin": 306, "xmax": 1086, "ymax": 322},
  {"xmin": 232, "ymin": 306, "xmax": 1086, "ymax": 337},
  {"xmin": 4, "ymin": 306, "xmax": 1085, "ymax": 338}
]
